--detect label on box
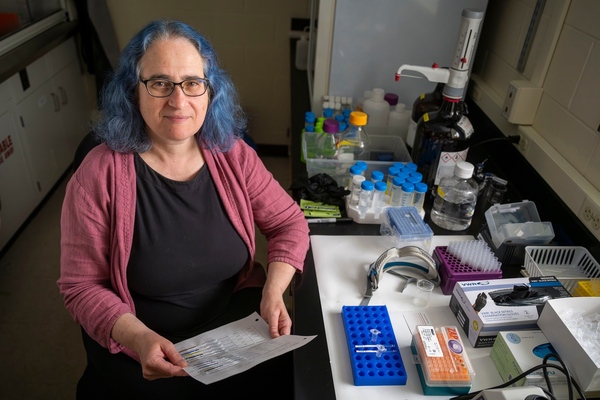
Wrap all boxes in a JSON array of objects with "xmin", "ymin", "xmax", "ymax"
[
  {"xmin": 450, "ymin": 277, "xmax": 571, "ymax": 348},
  {"xmin": 418, "ymin": 326, "xmax": 443, "ymax": 357}
]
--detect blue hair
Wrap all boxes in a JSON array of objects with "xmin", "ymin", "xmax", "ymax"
[{"xmin": 94, "ymin": 19, "xmax": 246, "ymax": 153}]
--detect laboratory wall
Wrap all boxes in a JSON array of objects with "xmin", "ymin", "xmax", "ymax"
[
  {"xmin": 104, "ymin": 0, "xmax": 311, "ymax": 146},
  {"xmin": 471, "ymin": 0, "xmax": 600, "ymax": 241}
]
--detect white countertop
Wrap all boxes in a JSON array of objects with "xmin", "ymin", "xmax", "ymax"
[{"xmin": 310, "ymin": 234, "xmax": 504, "ymax": 400}]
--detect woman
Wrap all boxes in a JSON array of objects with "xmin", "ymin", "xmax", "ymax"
[{"xmin": 58, "ymin": 19, "xmax": 309, "ymax": 399}]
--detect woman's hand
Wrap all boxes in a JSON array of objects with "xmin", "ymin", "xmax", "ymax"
[
  {"xmin": 112, "ymin": 313, "xmax": 188, "ymax": 380},
  {"xmin": 261, "ymin": 262, "xmax": 298, "ymax": 337},
  {"xmin": 133, "ymin": 330, "xmax": 189, "ymax": 380}
]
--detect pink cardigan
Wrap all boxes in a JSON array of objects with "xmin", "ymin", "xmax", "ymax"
[{"xmin": 58, "ymin": 140, "xmax": 309, "ymax": 359}]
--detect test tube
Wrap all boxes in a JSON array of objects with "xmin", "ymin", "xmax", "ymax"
[
  {"xmin": 373, "ymin": 181, "xmax": 388, "ymax": 217},
  {"xmin": 358, "ymin": 180, "xmax": 374, "ymax": 216},
  {"xmin": 390, "ymin": 176, "xmax": 405, "ymax": 206},
  {"xmin": 370, "ymin": 170, "xmax": 384, "ymax": 184},
  {"xmin": 412, "ymin": 182, "xmax": 428, "ymax": 214},
  {"xmin": 404, "ymin": 162, "xmax": 418, "ymax": 173},
  {"xmin": 370, "ymin": 328, "xmax": 381, "ymax": 343},
  {"xmin": 375, "ymin": 344, "xmax": 387, "ymax": 358},
  {"xmin": 400, "ymin": 182, "xmax": 415, "ymax": 207},
  {"xmin": 348, "ymin": 165, "xmax": 364, "ymax": 189},
  {"xmin": 385, "ymin": 166, "xmax": 400, "ymax": 196},
  {"xmin": 350, "ymin": 174, "xmax": 366, "ymax": 206}
]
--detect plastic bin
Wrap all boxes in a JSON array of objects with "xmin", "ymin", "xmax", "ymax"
[
  {"xmin": 484, "ymin": 201, "xmax": 554, "ymax": 249},
  {"xmin": 302, "ymin": 134, "xmax": 411, "ymax": 187},
  {"xmin": 524, "ymin": 246, "xmax": 600, "ymax": 293}
]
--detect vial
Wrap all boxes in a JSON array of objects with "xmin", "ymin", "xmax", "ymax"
[
  {"xmin": 372, "ymin": 181, "xmax": 388, "ymax": 217},
  {"xmin": 348, "ymin": 165, "xmax": 364, "ymax": 189},
  {"xmin": 358, "ymin": 180, "xmax": 374, "ymax": 215},
  {"xmin": 370, "ymin": 170, "xmax": 384, "ymax": 184},
  {"xmin": 412, "ymin": 182, "xmax": 428, "ymax": 214},
  {"xmin": 385, "ymin": 166, "xmax": 400, "ymax": 196},
  {"xmin": 404, "ymin": 162, "xmax": 418, "ymax": 173},
  {"xmin": 390, "ymin": 176, "xmax": 406, "ymax": 206},
  {"xmin": 400, "ymin": 182, "xmax": 415, "ymax": 206},
  {"xmin": 350, "ymin": 174, "xmax": 366, "ymax": 206}
]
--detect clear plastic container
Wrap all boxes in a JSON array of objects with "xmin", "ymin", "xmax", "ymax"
[
  {"xmin": 430, "ymin": 161, "xmax": 479, "ymax": 231},
  {"xmin": 337, "ymin": 111, "xmax": 371, "ymax": 161}
]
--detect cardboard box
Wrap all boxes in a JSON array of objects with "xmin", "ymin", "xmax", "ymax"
[
  {"xmin": 449, "ymin": 276, "xmax": 571, "ymax": 348},
  {"xmin": 490, "ymin": 330, "xmax": 570, "ymax": 399},
  {"xmin": 537, "ymin": 298, "xmax": 600, "ymax": 392}
]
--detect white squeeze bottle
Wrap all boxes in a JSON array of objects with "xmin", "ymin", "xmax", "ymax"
[
  {"xmin": 386, "ymin": 103, "xmax": 410, "ymax": 142},
  {"xmin": 362, "ymin": 88, "xmax": 389, "ymax": 135}
]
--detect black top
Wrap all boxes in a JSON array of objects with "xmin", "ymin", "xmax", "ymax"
[{"xmin": 128, "ymin": 154, "xmax": 249, "ymax": 340}]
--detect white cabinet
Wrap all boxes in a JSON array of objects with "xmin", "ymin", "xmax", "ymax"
[
  {"xmin": 12, "ymin": 36, "xmax": 91, "ymax": 199},
  {"xmin": 0, "ymin": 111, "xmax": 37, "ymax": 251},
  {"xmin": 0, "ymin": 36, "xmax": 92, "ymax": 253}
]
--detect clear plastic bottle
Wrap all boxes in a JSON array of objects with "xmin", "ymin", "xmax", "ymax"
[
  {"xmin": 301, "ymin": 125, "xmax": 317, "ymax": 162},
  {"xmin": 316, "ymin": 118, "xmax": 339, "ymax": 159},
  {"xmin": 362, "ymin": 88, "xmax": 389, "ymax": 134},
  {"xmin": 370, "ymin": 170, "xmax": 384, "ymax": 184},
  {"xmin": 385, "ymin": 166, "xmax": 400, "ymax": 196},
  {"xmin": 337, "ymin": 111, "xmax": 371, "ymax": 161},
  {"xmin": 430, "ymin": 161, "xmax": 479, "ymax": 231}
]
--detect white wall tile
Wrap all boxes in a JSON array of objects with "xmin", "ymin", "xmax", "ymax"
[
  {"xmin": 571, "ymin": 42, "xmax": 600, "ymax": 131},
  {"xmin": 544, "ymin": 26, "xmax": 593, "ymax": 109},
  {"xmin": 533, "ymin": 94, "xmax": 597, "ymax": 174},
  {"xmin": 566, "ymin": 0, "xmax": 600, "ymax": 40},
  {"xmin": 478, "ymin": 51, "xmax": 525, "ymax": 98},
  {"xmin": 479, "ymin": 0, "xmax": 530, "ymax": 68}
]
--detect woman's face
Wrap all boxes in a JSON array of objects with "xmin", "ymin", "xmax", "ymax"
[{"xmin": 138, "ymin": 37, "xmax": 209, "ymax": 146}]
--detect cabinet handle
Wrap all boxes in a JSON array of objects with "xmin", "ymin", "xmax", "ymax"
[
  {"xmin": 51, "ymin": 93, "xmax": 61, "ymax": 112},
  {"xmin": 59, "ymin": 86, "xmax": 68, "ymax": 105}
]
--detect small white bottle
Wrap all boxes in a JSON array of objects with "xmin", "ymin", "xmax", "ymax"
[
  {"xmin": 430, "ymin": 161, "xmax": 479, "ymax": 230},
  {"xmin": 349, "ymin": 174, "xmax": 365, "ymax": 206},
  {"xmin": 386, "ymin": 103, "xmax": 411, "ymax": 142},
  {"xmin": 362, "ymin": 88, "xmax": 389, "ymax": 135}
]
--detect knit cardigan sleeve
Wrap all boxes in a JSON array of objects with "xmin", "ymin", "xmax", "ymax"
[{"xmin": 203, "ymin": 139, "xmax": 310, "ymax": 289}]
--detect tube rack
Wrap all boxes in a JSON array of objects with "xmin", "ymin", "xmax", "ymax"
[{"xmin": 341, "ymin": 305, "xmax": 407, "ymax": 386}]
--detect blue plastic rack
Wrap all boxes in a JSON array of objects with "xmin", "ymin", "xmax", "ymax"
[{"xmin": 341, "ymin": 305, "xmax": 408, "ymax": 386}]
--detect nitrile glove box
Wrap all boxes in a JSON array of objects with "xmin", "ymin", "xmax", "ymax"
[
  {"xmin": 537, "ymin": 298, "xmax": 600, "ymax": 392},
  {"xmin": 490, "ymin": 330, "xmax": 569, "ymax": 398},
  {"xmin": 448, "ymin": 276, "xmax": 571, "ymax": 348}
]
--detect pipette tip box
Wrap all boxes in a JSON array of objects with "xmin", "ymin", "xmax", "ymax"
[
  {"xmin": 434, "ymin": 246, "xmax": 503, "ymax": 295},
  {"xmin": 410, "ymin": 325, "xmax": 474, "ymax": 396},
  {"xmin": 341, "ymin": 305, "xmax": 407, "ymax": 386}
]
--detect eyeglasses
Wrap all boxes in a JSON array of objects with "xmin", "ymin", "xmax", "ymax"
[{"xmin": 139, "ymin": 78, "xmax": 210, "ymax": 98}]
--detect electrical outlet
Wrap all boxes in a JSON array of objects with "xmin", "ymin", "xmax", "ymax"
[
  {"xmin": 580, "ymin": 198, "xmax": 600, "ymax": 241},
  {"xmin": 518, "ymin": 134, "xmax": 530, "ymax": 152}
]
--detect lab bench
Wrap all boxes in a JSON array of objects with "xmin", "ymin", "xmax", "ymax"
[{"xmin": 289, "ymin": 73, "xmax": 600, "ymax": 398}]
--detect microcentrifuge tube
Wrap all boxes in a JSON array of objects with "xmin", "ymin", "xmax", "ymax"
[{"xmin": 370, "ymin": 328, "xmax": 380, "ymax": 343}]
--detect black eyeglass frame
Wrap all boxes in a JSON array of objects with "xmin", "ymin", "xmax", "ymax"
[{"xmin": 139, "ymin": 78, "xmax": 210, "ymax": 98}]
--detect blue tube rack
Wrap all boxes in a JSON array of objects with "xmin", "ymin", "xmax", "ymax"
[{"xmin": 341, "ymin": 305, "xmax": 408, "ymax": 386}]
